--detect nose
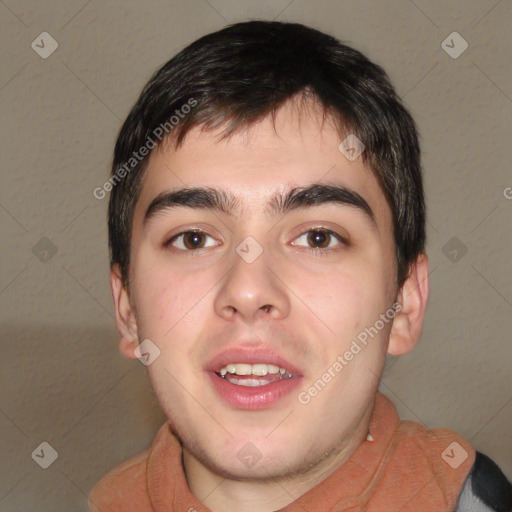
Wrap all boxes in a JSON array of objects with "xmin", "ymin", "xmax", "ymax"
[{"xmin": 213, "ymin": 246, "xmax": 291, "ymax": 323}]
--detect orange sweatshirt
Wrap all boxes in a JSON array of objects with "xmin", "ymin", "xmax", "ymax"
[{"xmin": 88, "ymin": 393, "xmax": 476, "ymax": 511}]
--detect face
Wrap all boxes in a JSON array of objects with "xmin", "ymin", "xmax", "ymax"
[{"xmin": 117, "ymin": 99, "xmax": 401, "ymax": 481}]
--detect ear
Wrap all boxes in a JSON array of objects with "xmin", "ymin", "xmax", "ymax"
[
  {"xmin": 388, "ymin": 253, "xmax": 429, "ymax": 356},
  {"xmin": 110, "ymin": 263, "xmax": 139, "ymax": 359}
]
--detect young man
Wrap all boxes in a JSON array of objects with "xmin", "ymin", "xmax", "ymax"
[{"xmin": 89, "ymin": 21, "xmax": 511, "ymax": 512}]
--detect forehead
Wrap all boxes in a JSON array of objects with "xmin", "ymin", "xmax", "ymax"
[{"xmin": 133, "ymin": 99, "xmax": 393, "ymax": 231}]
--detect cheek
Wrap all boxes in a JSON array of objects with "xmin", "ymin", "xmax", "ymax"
[
  {"xmin": 316, "ymin": 277, "xmax": 362, "ymax": 332},
  {"xmin": 131, "ymin": 262, "xmax": 201, "ymax": 336},
  {"xmin": 131, "ymin": 257, "xmax": 222, "ymax": 358},
  {"xmin": 292, "ymin": 259, "xmax": 387, "ymax": 338}
]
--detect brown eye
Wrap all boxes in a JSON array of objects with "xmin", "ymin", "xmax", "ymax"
[
  {"xmin": 167, "ymin": 230, "xmax": 218, "ymax": 251},
  {"xmin": 182, "ymin": 232, "xmax": 206, "ymax": 249},
  {"xmin": 307, "ymin": 230, "xmax": 331, "ymax": 248},
  {"xmin": 291, "ymin": 228, "xmax": 345, "ymax": 250}
]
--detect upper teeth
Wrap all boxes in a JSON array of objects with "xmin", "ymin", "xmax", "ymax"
[{"xmin": 219, "ymin": 363, "xmax": 288, "ymax": 376}]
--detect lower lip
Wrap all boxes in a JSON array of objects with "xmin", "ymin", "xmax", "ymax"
[{"xmin": 207, "ymin": 372, "xmax": 302, "ymax": 410}]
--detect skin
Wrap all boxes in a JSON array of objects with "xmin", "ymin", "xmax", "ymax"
[{"xmin": 110, "ymin": 97, "xmax": 429, "ymax": 512}]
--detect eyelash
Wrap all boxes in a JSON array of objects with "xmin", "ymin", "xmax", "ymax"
[
  {"xmin": 291, "ymin": 229, "xmax": 347, "ymax": 256},
  {"xmin": 163, "ymin": 228, "xmax": 347, "ymax": 256}
]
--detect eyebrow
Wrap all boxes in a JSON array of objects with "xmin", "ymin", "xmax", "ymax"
[{"xmin": 143, "ymin": 183, "xmax": 377, "ymax": 228}]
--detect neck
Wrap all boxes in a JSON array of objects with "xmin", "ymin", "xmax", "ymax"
[{"xmin": 182, "ymin": 402, "xmax": 374, "ymax": 512}]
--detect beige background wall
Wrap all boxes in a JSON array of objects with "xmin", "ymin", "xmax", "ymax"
[{"xmin": 1, "ymin": 0, "xmax": 511, "ymax": 510}]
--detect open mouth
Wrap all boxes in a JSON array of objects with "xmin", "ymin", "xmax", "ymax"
[
  {"xmin": 216, "ymin": 363, "xmax": 294, "ymax": 387},
  {"xmin": 208, "ymin": 362, "xmax": 301, "ymax": 409},
  {"xmin": 204, "ymin": 347, "xmax": 303, "ymax": 409}
]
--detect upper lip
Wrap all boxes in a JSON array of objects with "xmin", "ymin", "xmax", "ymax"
[{"xmin": 204, "ymin": 346, "xmax": 303, "ymax": 376}]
